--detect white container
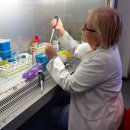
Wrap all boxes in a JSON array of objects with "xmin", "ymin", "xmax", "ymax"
[
  {"xmin": 59, "ymin": 54, "xmax": 67, "ymax": 63},
  {"xmin": 52, "ymin": 40, "xmax": 59, "ymax": 52}
]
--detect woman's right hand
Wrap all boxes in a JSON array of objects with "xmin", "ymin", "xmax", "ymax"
[
  {"xmin": 51, "ymin": 17, "xmax": 65, "ymax": 36},
  {"xmin": 45, "ymin": 43, "xmax": 58, "ymax": 59}
]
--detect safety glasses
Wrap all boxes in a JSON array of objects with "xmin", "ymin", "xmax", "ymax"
[{"xmin": 81, "ymin": 23, "xmax": 96, "ymax": 32}]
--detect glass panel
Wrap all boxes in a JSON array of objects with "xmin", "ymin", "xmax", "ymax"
[{"xmin": 0, "ymin": 0, "xmax": 107, "ymax": 51}]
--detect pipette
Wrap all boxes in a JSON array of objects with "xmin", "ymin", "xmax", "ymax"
[
  {"xmin": 38, "ymin": 70, "xmax": 45, "ymax": 93},
  {"xmin": 50, "ymin": 16, "xmax": 59, "ymax": 43}
]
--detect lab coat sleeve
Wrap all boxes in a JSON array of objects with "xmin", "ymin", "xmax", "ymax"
[
  {"xmin": 74, "ymin": 43, "xmax": 92, "ymax": 60},
  {"xmin": 58, "ymin": 31, "xmax": 78, "ymax": 52},
  {"xmin": 46, "ymin": 56, "xmax": 106, "ymax": 93},
  {"xmin": 58, "ymin": 31, "xmax": 91, "ymax": 60}
]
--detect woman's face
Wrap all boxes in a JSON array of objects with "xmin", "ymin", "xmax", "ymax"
[{"xmin": 82, "ymin": 13, "xmax": 98, "ymax": 49}]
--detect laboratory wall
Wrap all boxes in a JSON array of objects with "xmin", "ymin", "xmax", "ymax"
[
  {"xmin": 117, "ymin": 0, "xmax": 130, "ymax": 78},
  {"xmin": 0, "ymin": 0, "xmax": 106, "ymax": 53}
]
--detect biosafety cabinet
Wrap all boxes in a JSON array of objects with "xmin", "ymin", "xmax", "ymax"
[{"xmin": 1, "ymin": 0, "xmax": 129, "ymax": 129}]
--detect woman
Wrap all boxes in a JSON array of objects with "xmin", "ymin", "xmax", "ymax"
[{"xmin": 45, "ymin": 7, "xmax": 124, "ymax": 130}]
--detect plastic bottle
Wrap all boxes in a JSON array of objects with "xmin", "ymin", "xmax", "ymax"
[
  {"xmin": 21, "ymin": 55, "xmax": 26, "ymax": 63},
  {"xmin": 52, "ymin": 40, "xmax": 59, "ymax": 51}
]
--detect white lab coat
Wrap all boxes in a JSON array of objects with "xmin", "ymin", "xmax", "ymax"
[{"xmin": 46, "ymin": 31, "xmax": 124, "ymax": 130}]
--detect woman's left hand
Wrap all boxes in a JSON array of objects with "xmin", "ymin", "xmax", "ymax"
[{"xmin": 45, "ymin": 43, "xmax": 58, "ymax": 59}]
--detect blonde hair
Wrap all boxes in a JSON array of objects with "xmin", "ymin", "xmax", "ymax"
[{"xmin": 90, "ymin": 7, "xmax": 122, "ymax": 49}]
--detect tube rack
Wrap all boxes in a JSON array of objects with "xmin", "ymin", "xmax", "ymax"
[{"xmin": 0, "ymin": 59, "xmax": 32, "ymax": 79}]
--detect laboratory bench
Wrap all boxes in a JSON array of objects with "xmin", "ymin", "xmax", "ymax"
[{"xmin": 0, "ymin": 58, "xmax": 81, "ymax": 130}]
